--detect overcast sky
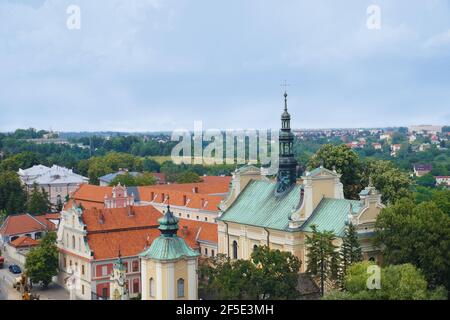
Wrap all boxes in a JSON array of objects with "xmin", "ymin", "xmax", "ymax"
[{"xmin": 0, "ymin": 0, "xmax": 449, "ymax": 132}]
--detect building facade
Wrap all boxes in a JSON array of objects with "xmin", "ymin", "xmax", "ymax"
[
  {"xmin": 217, "ymin": 93, "xmax": 384, "ymax": 271},
  {"xmin": 18, "ymin": 165, "xmax": 88, "ymax": 208}
]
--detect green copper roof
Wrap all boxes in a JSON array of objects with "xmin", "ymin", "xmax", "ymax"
[
  {"xmin": 140, "ymin": 203, "xmax": 199, "ymax": 261},
  {"xmin": 300, "ymin": 198, "xmax": 363, "ymax": 237},
  {"xmin": 158, "ymin": 205, "xmax": 179, "ymax": 234},
  {"xmin": 139, "ymin": 235, "xmax": 199, "ymax": 261},
  {"xmin": 219, "ymin": 180, "xmax": 303, "ymax": 231}
]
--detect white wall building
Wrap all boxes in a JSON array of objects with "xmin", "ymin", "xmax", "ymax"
[{"xmin": 18, "ymin": 165, "xmax": 88, "ymax": 209}]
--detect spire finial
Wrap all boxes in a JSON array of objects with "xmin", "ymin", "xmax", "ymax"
[{"xmin": 281, "ymin": 80, "xmax": 290, "ymax": 112}]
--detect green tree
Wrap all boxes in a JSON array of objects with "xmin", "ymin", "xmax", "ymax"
[
  {"xmin": 0, "ymin": 151, "xmax": 42, "ymax": 172},
  {"xmin": 430, "ymin": 189, "xmax": 450, "ymax": 214},
  {"xmin": 375, "ymin": 199, "xmax": 450, "ymax": 289},
  {"xmin": 176, "ymin": 170, "xmax": 203, "ymax": 184},
  {"xmin": 338, "ymin": 223, "xmax": 362, "ymax": 287},
  {"xmin": 199, "ymin": 247, "xmax": 301, "ymax": 300},
  {"xmin": 25, "ymin": 232, "xmax": 59, "ymax": 288},
  {"xmin": 26, "ymin": 183, "xmax": 51, "ymax": 215},
  {"xmin": 305, "ymin": 225, "xmax": 340, "ymax": 296},
  {"xmin": 0, "ymin": 170, "xmax": 26, "ymax": 215},
  {"xmin": 142, "ymin": 158, "xmax": 161, "ymax": 172},
  {"xmin": 308, "ymin": 144, "xmax": 363, "ymax": 199},
  {"xmin": 109, "ymin": 173, "xmax": 137, "ymax": 187},
  {"xmin": 416, "ymin": 173, "xmax": 436, "ymax": 188},
  {"xmin": 325, "ymin": 262, "xmax": 447, "ymax": 300},
  {"xmin": 134, "ymin": 172, "xmax": 157, "ymax": 186},
  {"xmin": 362, "ymin": 160, "xmax": 412, "ymax": 204},
  {"xmin": 251, "ymin": 246, "xmax": 301, "ymax": 299},
  {"xmin": 199, "ymin": 254, "xmax": 260, "ymax": 299}
]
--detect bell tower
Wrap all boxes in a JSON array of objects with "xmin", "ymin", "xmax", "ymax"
[
  {"xmin": 276, "ymin": 91, "xmax": 298, "ymax": 194},
  {"xmin": 140, "ymin": 203, "xmax": 199, "ymax": 300}
]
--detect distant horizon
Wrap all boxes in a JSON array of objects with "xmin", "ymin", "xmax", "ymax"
[{"xmin": 2, "ymin": 124, "xmax": 449, "ymax": 136}]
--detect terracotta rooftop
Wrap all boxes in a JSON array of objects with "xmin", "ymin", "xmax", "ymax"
[
  {"xmin": 0, "ymin": 214, "xmax": 51, "ymax": 236},
  {"xmin": 10, "ymin": 236, "xmax": 40, "ymax": 248},
  {"xmin": 80, "ymin": 205, "xmax": 217, "ymax": 260},
  {"xmin": 66, "ymin": 176, "xmax": 231, "ymax": 211}
]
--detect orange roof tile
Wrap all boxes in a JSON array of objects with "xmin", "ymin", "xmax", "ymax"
[
  {"xmin": 0, "ymin": 214, "xmax": 49, "ymax": 236},
  {"xmin": 87, "ymin": 229, "xmax": 160, "ymax": 260},
  {"xmin": 82, "ymin": 205, "xmax": 161, "ymax": 233},
  {"xmin": 138, "ymin": 188, "xmax": 223, "ymax": 212},
  {"xmin": 34, "ymin": 216, "xmax": 57, "ymax": 231},
  {"xmin": 81, "ymin": 205, "xmax": 217, "ymax": 260},
  {"xmin": 10, "ymin": 236, "xmax": 40, "ymax": 248}
]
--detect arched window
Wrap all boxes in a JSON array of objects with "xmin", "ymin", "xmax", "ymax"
[
  {"xmin": 211, "ymin": 250, "xmax": 215, "ymax": 258},
  {"xmin": 149, "ymin": 278, "xmax": 155, "ymax": 297},
  {"xmin": 72, "ymin": 235, "xmax": 76, "ymax": 249},
  {"xmin": 177, "ymin": 278, "xmax": 185, "ymax": 298},
  {"xmin": 204, "ymin": 248, "xmax": 208, "ymax": 256},
  {"xmin": 232, "ymin": 241, "xmax": 238, "ymax": 259},
  {"xmin": 253, "ymin": 244, "xmax": 258, "ymax": 252},
  {"xmin": 369, "ymin": 256, "xmax": 376, "ymax": 262}
]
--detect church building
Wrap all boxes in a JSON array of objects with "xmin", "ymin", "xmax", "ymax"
[{"xmin": 217, "ymin": 93, "xmax": 384, "ymax": 270}]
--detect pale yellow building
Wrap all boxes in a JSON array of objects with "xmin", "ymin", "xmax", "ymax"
[{"xmin": 140, "ymin": 204, "xmax": 199, "ymax": 300}]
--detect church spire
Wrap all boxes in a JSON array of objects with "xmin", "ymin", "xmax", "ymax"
[{"xmin": 276, "ymin": 91, "xmax": 298, "ymax": 195}]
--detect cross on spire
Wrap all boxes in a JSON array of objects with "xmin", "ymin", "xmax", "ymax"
[{"xmin": 280, "ymin": 80, "xmax": 290, "ymax": 93}]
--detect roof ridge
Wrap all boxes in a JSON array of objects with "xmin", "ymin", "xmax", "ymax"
[{"xmin": 27, "ymin": 213, "xmax": 49, "ymax": 229}]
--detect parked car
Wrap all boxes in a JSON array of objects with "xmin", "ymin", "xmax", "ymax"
[
  {"xmin": 0, "ymin": 256, "xmax": 4, "ymax": 269},
  {"xmin": 9, "ymin": 264, "xmax": 22, "ymax": 274}
]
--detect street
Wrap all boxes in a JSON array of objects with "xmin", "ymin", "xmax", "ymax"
[{"xmin": 0, "ymin": 255, "xmax": 69, "ymax": 300}]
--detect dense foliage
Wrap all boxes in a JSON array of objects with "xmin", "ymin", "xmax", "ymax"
[
  {"xmin": 199, "ymin": 246, "xmax": 301, "ymax": 300},
  {"xmin": 375, "ymin": 199, "xmax": 450, "ymax": 289},
  {"xmin": 25, "ymin": 232, "xmax": 59, "ymax": 288},
  {"xmin": 324, "ymin": 262, "xmax": 447, "ymax": 300}
]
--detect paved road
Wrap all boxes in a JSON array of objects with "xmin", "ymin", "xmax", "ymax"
[
  {"xmin": 0, "ymin": 255, "xmax": 69, "ymax": 300},
  {"xmin": 0, "ymin": 261, "xmax": 21, "ymax": 300}
]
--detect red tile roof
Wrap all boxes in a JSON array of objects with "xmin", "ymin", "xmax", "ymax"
[
  {"xmin": 138, "ymin": 188, "xmax": 223, "ymax": 212},
  {"xmin": 34, "ymin": 215, "xmax": 58, "ymax": 231},
  {"xmin": 0, "ymin": 214, "xmax": 49, "ymax": 236},
  {"xmin": 65, "ymin": 176, "xmax": 231, "ymax": 211},
  {"xmin": 80, "ymin": 205, "xmax": 217, "ymax": 260},
  {"xmin": 10, "ymin": 236, "xmax": 40, "ymax": 248},
  {"xmin": 82, "ymin": 206, "xmax": 161, "ymax": 233}
]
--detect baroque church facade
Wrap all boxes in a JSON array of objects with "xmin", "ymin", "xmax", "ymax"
[{"xmin": 217, "ymin": 93, "xmax": 384, "ymax": 270}]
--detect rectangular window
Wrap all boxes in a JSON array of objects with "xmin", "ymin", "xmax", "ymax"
[
  {"xmin": 82, "ymin": 285, "xmax": 85, "ymax": 295},
  {"xmin": 102, "ymin": 266, "xmax": 108, "ymax": 276},
  {"xmin": 133, "ymin": 278, "xmax": 140, "ymax": 294},
  {"xmin": 123, "ymin": 262, "xmax": 128, "ymax": 273},
  {"xmin": 81, "ymin": 265, "xmax": 85, "ymax": 276},
  {"xmin": 132, "ymin": 260, "xmax": 139, "ymax": 272},
  {"xmin": 64, "ymin": 257, "xmax": 67, "ymax": 268}
]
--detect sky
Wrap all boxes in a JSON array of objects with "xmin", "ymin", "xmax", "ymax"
[{"xmin": 0, "ymin": 0, "xmax": 449, "ymax": 132}]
